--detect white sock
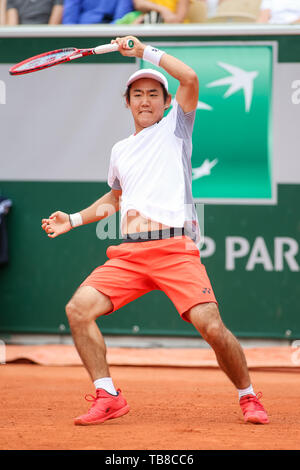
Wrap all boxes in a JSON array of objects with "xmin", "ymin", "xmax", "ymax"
[
  {"xmin": 94, "ymin": 377, "xmax": 118, "ymax": 396},
  {"xmin": 238, "ymin": 384, "xmax": 255, "ymax": 400}
]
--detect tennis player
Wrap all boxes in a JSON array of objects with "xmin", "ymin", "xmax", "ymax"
[{"xmin": 41, "ymin": 36, "xmax": 269, "ymax": 426}]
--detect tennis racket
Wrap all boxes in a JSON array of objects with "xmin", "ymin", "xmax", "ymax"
[{"xmin": 9, "ymin": 39, "xmax": 134, "ymax": 76}]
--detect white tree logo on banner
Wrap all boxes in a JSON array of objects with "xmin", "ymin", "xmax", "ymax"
[{"xmin": 206, "ymin": 62, "xmax": 259, "ymax": 113}]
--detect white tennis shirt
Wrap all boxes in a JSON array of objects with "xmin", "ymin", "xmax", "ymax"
[{"xmin": 108, "ymin": 98, "xmax": 200, "ymax": 246}]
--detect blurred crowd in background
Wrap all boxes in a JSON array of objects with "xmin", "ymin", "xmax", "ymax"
[{"xmin": 0, "ymin": 0, "xmax": 300, "ymax": 26}]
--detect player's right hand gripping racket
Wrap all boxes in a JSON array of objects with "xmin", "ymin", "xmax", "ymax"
[{"xmin": 9, "ymin": 39, "xmax": 134, "ymax": 76}]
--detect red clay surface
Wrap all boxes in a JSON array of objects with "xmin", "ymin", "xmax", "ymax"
[{"xmin": 1, "ymin": 364, "xmax": 300, "ymax": 450}]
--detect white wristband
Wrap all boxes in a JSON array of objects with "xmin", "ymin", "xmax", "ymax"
[
  {"xmin": 69, "ymin": 212, "xmax": 83, "ymax": 228},
  {"xmin": 143, "ymin": 45, "xmax": 165, "ymax": 67}
]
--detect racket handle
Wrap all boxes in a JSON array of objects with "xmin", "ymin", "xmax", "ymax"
[{"xmin": 93, "ymin": 39, "xmax": 134, "ymax": 55}]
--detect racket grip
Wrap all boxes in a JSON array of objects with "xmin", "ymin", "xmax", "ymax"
[{"xmin": 93, "ymin": 39, "xmax": 134, "ymax": 55}]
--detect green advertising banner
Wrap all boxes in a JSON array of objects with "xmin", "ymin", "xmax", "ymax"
[{"xmin": 142, "ymin": 45, "xmax": 273, "ymax": 202}]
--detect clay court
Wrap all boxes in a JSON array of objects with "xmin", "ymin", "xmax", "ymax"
[{"xmin": 1, "ymin": 345, "xmax": 300, "ymax": 451}]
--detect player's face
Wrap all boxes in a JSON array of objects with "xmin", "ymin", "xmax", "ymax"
[{"xmin": 127, "ymin": 78, "xmax": 169, "ymax": 133}]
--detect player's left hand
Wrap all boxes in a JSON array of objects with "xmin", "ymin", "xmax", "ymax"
[
  {"xmin": 41, "ymin": 211, "xmax": 72, "ymax": 238},
  {"xmin": 112, "ymin": 36, "xmax": 145, "ymax": 59}
]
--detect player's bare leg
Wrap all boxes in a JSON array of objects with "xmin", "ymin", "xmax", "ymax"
[
  {"xmin": 185, "ymin": 303, "xmax": 250, "ymax": 389},
  {"xmin": 66, "ymin": 286, "xmax": 130, "ymax": 425},
  {"xmin": 185, "ymin": 302, "xmax": 269, "ymax": 423},
  {"xmin": 65, "ymin": 286, "xmax": 112, "ymax": 381}
]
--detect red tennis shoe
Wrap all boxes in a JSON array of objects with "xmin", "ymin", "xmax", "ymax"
[
  {"xmin": 240, "ymin": 392, "xmax": 269, "ymax": 424},
  {"xmin": 74, "ymin": 388, "xmax": 129, "ymax": 425}
]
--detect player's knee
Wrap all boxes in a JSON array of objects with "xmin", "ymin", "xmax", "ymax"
[
  {"xmin": 65, "ymin": 297, "xmax": 99, "ymax": 326},
  {"xmin": 65, "ymin": 300, "xmax": 85, "ymax": 326},
  {"xmin": 65, "ymin": 287, "xmax": 112, "ymax": 326},
  {"xmin": 187, "ymin": 303, "xmax": 225, "ymax": 346},
  {"xmin": 201, "ymin": 320, "xmax": 226, "ymax": 347}
]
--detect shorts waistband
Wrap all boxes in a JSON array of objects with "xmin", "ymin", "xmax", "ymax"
[{"xmin": 121, "ymin": 227, "xmax": 185, "ymax": 243}]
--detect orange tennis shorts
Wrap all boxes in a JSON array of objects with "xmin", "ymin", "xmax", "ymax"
[{"xmin": 80, "ymin": 235, "xmax": 217, "ymax": 322}]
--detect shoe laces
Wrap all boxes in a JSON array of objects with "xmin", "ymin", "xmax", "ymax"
[
  {"xmin": 84, "ymin": 388, "xmax": 120, "ymax": 407},
  {"xmin": 84, "ymin": 393, "xmax": 98, "ymax": 406},
  {"xmin": 240, "ymin": 392, "xmax": 264, "ymax": 410}
]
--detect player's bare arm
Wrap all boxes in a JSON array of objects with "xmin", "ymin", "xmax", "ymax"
[
  {"xmin": 113, "ymin": 36, "xmax": 199, "ymax": 113},
  {"xmin": 159, "ymin": 52, "xmax": 199, "ymax": 112},
  {"xmin": 41, "ymin": 189, "xmax": 121, "ymax": 238}
]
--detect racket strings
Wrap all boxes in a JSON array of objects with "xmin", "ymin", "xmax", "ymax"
[{"xmin": 13, "ymin": 48, "xmax": 77, "ymax": 73}]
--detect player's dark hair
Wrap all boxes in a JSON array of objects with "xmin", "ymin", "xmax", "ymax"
[{"xmin": 125, "ymin": 83, "xmax": 169, "ymax": 104}]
